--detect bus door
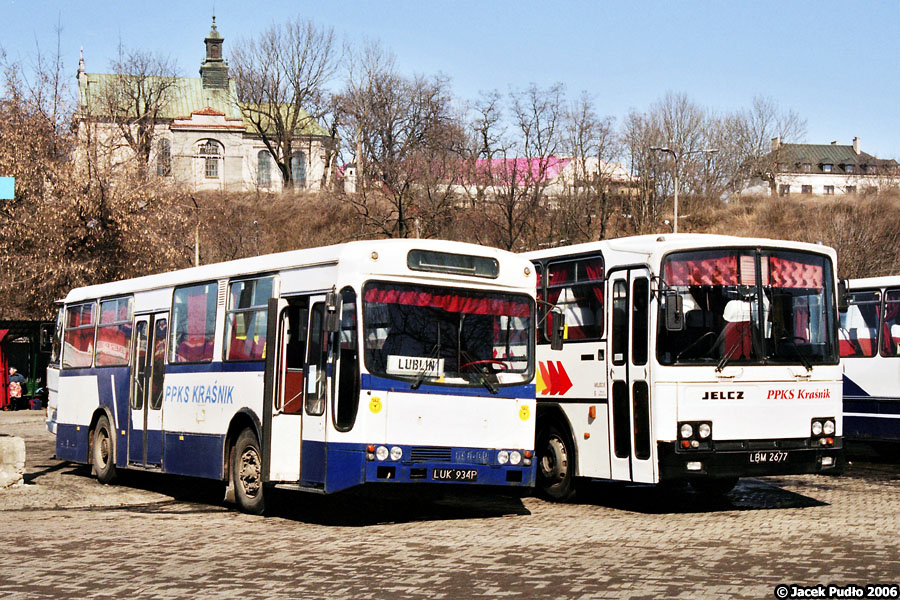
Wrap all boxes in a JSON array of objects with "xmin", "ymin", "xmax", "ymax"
[
  {"xmin": 128, "ymin": 312, "xmax": 167, "ymax": 467},
  {"xmin": 608, "ymin": 269, "xmax": 654, "ymax": 483},
  {"xmin": 263, "ymin": 295, "xmax": 327, "ymax": 484}
]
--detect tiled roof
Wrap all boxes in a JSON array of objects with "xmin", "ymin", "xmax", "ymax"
[
  {"xmin": 78, "ymin": 73, "xmax": 329, "ymax": 137},
  {"xmin": 772, "ymin": 143, "xmax": 898, "ymax": 174}
]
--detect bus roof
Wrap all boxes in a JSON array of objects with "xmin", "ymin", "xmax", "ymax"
[
  {"xmin": 846, "ymin": 275, "xmax": 900, "ymax": 290},
  {"xmin": 62, "ymin": 239, "xmax": 535, "ymax": 304},
  {"xmin": 522, "ymin": 233, "xmax": 837, "ymax": 264}
]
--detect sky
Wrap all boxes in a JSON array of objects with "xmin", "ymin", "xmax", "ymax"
[{"xmin": 3, "ymin": 0, "xmax": 899, "ymax": 159}]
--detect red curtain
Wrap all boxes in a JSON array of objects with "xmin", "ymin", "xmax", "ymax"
[
  {"xmin": 665, "ymin": 255, "xmax": 739, "ymax": 286},
  {"xmin": 364, "ymin": 287, "xmax": 530, "ymax": 317},
  {"xmin": 767, "ymin": 257, "xmax": 823, "ymax": 289}
]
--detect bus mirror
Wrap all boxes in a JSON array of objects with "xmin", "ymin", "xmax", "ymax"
[
  {"xmin": 665, "ymin": 292, "xmax": 684, "ymax": 331},
  {"xmin": 837, "ymin": 279, "xmax": 849, "ymax": 313},
  {"xmin": 325, "ymin": 291, "xmax": 340, "ymax": 332},
  {"xmin": 39, "ymin": 324, "xmax": 54, "ymax": 353},
  {"xmin": 550, "ymin": 308, "xmax": 565, "ymax": 351}
]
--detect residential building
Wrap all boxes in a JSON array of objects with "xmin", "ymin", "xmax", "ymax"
[
  {"xmin": 742, "ymin": 137, "xmax": 899, "ymax": 196},
  {"xmin": 74, "ymin": 18, "xmax": 333, "ymax": 193}
]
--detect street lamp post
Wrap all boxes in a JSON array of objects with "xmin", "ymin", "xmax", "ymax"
[{"xmin": 650, "ymin": 146, "xmax": 718, "ymax": 234}]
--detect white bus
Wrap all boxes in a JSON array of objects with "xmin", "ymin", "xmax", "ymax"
[
  {"xmin": 50, "ymin": 239, "xmax": 537, "ymax": 513},
  {"xmin": 524, "ymin": 234, "xmax": 843, "ymax": 500},
  {"xmin": 839, "ymin": 276, "xmax": 900, "ymax": 445}
]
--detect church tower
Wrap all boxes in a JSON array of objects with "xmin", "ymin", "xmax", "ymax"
[{"xmin": 199, "ymin": 16, "xmax": 229, "ymax": 89}]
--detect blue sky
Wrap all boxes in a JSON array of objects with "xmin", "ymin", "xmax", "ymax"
[{"xmin": 4, "ymin": 0, "xmax": 899, "ymax": 158}]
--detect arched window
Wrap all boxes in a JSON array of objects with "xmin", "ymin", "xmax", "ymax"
[
  {"xmin": 257, "ymin": 150, "xmax": 271, "ymax": 187},
  {"xmin": 291, "ymin": 151, "xmax": 306, "ymax": 188},
  {"xmin": 199, "ymin": 140, "xmax": 221, "ymax": 179},
  {"xmin": 157, "ymin": 139, "xmax": 171, "ymax": 176}
]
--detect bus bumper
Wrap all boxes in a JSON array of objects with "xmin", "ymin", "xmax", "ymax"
[{"xmin": 657, "ymin": 438, "xmax": 843, "ymax": 480}]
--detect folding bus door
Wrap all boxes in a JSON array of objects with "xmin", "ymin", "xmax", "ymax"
[
  {"xmin": 263, "ymin": 295, "xmax": 327, "ymax": 484},
  {"xmin": 128, "ymin": 312, "xmax": 167, "ymax": 467},
  {"xmin": 607, "ymin": 269, "xmax": 654, "ymax": 483}
]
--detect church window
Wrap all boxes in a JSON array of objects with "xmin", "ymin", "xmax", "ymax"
[
  {"xmin": 291, "ymin": 151, "xmax": 307, "ymax": 188},
  {"xmin": 258, "ymin": 150, "xmax": 271, "ymax": 186},
  {"xmin": 199, "ymin": 140, "xmax": 221, "ymax": 179},
  {"xmin": 157, "ymin": 139, "xmax": 172, "ymax": 177}
]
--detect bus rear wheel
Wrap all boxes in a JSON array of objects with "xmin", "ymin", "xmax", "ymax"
[
  {"xmin": 537, "ymin": 422, "xmax": 576, "ymax": 501},
  {"xmin": 232, "ymin": 428, "xmax": 266, "ymax": 515},
  {"xmin": 92, "ymin": 415, "xmax": 117, "ymax": 484}
]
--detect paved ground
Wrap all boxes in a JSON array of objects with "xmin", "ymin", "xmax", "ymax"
[{"xmin": 1, "ymin": 411, "xmax": 899, "ymax": 599}]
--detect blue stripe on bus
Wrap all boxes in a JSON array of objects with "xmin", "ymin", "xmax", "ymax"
[
  {"xmin": 163, "ymin": 432, "xmax": 224, "ymax": 479},
  {"xmin": 842, "ymin": 374, "xmax": 870, "ymax": 398},
  {"xmin": 361, "ymin": 374, "xmax": 535, "ymax": 399},
  {"xmin": 165, "ymin": 361, "xmax": 266, "ymax": 374},
  {"xmin": 57, "ymin": 423, "xmax": 90, "ymax": 463},
  {"xmin": 316, "ymin": 441, "xmax": 537, "ymax": 492}
]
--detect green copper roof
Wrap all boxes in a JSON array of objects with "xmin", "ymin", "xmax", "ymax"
[{"xmin": 78, "ymin": 73, "xmax": 329, "ymax": 136}]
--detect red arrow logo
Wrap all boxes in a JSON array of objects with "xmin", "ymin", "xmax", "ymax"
[{"xmin": 539, "ymin": 360, "xmax": 573, "ymax": 396}]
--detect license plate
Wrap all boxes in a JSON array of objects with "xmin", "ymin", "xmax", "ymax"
[
  {"xmin": 432, "ymin": 468, "xmax": 478, "ymax": 482},
  {"xmin": 749, "ymin": 450, "xmax": 789, "ymax": 464}
]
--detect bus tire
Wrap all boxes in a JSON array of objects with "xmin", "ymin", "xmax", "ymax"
[
  {"xmin": 232, "ymin": 428, "xmax": 266, "ymax": 515},
  {"xmin": 690, "ymin": 477, "xmax": 738, "ymax": 495},
  {"xmin": 92, "ymin": 415, "xmax": 117, "ymax": 484},
  {"xmin": 536, "ymin": 421, "xmax": 576, "ymax": 501}
]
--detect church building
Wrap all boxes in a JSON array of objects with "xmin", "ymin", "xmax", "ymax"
[{"xmin": 74, "ymin": 18, "xmax": 333, "ymax": 193}]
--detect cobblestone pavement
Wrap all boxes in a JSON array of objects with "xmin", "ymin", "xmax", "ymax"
[{"xmin": 1, "ymin": 411, "xmax": 899, "ymax": 599}]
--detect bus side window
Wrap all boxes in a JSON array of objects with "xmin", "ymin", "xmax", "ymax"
[
  {"xmin": 282, "ymin": 300, "xmax": 309, "ymax": 414},
  {"xmin": 882, "ymin": 290, "xmax": 900, "ymax": 357},
  {"xmin": 334, "ymin": 287, "xmax": 360, "ymax": 431},
  {"xmin": 305, "ymin": 303, "xmax": 328, "ymax": 416}
]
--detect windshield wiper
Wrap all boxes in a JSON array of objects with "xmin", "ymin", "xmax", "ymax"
[
  {"xmin": 777, "ymin": 336, "xmax": 813, "ymax": 372},
  {"xmin": 460, "ymin": 350, "xmax": 499, "ymax": 395},
  {"xmin": 411, "ymin": 330, "xmax": 441, "ymax": 390},
  {"xmin": 715, "ymin": 338, "xmax": 741, "ymax": 372}
]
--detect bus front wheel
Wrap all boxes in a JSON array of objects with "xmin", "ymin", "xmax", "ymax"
[
  {"xmin": 231, "ymin": 428, "xmax": 266, "ymax": 515},
  {"xmin": 537, "ymin": 422, "xmax": 576, "ymax": 501},
  {"xmin": 92, "ymin": 415, "xmax": 117, "ymax": 484}
]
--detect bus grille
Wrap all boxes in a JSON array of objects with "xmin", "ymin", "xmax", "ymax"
[{"xmin": 409, "ymin": 447, "xmax": 452, "ymax": 462}]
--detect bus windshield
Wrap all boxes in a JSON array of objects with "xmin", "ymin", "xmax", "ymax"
[
  {"xmin": 363, "ymin": 281, "xmax": 533, "ymax": 390},
  {"xmin": 658, "ymin": 249, "xmax": 837, "ymax": 367}
]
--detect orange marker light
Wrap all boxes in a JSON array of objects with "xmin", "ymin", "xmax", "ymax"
[
  {"xmin": 584, "ymin": 432, "xmax": 591, "ymax": 439},
  {"xmin": 681, "ymin": 440, "xmax": 691, "ymax": 448},
  {"xmin": 367, "ymin": 444, "xmax": 375, "ymax": 452},
  {"xmin": 588, "ymin": 406, "xmax": 596, "ymax": 419},
  {"xmin": 524, "ymin": 450, "xmax": 532, "ymax": 459}
]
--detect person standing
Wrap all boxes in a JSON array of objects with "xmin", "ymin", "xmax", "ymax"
[{"xmin": 8, "ymin": 367, "xmax": 25, "ymax": 411}]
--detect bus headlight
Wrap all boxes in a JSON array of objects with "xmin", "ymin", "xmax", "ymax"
[
  {"xmin": 680, "ymin": 423, "xmax": 693, "ymax": 439},
  {"xmin": 698, "ymin": 423, "xmax": 711, "ymax": 439},
  {"xmin": 811, "ymin": 420, "xmax": 823, "ymax": 436},
  {"xmin": 823, "ymin": 420, "xmax": 835, "ymax": 435},
  {"xmin": 375, "ymin": 445, "xmax": 389, "ymax": 461},
  {"xmin": 497, "ymin": 450, "xmax": 509, "ymax": 465},
  {"xmin": 390, "ymin": 446, "xmax": 403, "ymax": 461},
  {"xmin": 509, "ymin": 450, "xmax": 522, "ymax": 465}
]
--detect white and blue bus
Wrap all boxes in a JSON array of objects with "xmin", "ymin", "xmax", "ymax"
[
  {"xmin": 524, "ymin": 234, "xmax": 843, "ymax": 500},
  {"xmin": 50, "ymin": 240, "xmax": 537, "ymax": 513},
  {"xmin": 840, "ymin": 276, "xmax": 900, "ymax": 445}
]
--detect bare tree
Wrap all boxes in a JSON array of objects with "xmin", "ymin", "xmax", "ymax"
[
  {"xmin": 88, "ymin": 46, "xmax": 178, "ymax": 170},
  {"xmin": 339, "ymin": 42, "xmax": 460, "ymax": 238},
  {"xmin": 476, "ymin": 83, "xmax": 564, "ymax": 250},
  {"xmin": 731, "ymin": 96, "xmax": 807, "ymax": 194},
  {"xmin": 231, "ymin": 18, "xmax": 338, "ymax": 187},
  {"xmin": 557, "ymin": 91, "xmax": 619, "ymax": 241}
]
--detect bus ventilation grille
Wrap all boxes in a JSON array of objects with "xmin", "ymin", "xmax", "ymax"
[{"xmin": 409, "ymin": 447, "xmax": 452, "ymax": 462}]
